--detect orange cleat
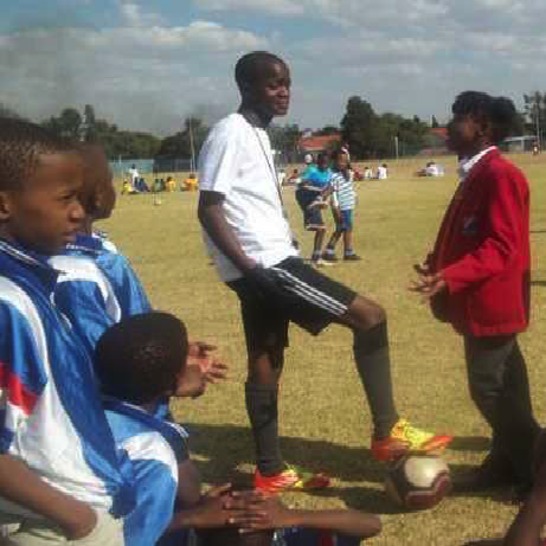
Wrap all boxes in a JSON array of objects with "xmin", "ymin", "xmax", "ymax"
[
  {"xmin": 254, "ymin": 465, "xmax": 330, "ymax": 494},
  {"xmin": 371, "ymin": 418, "xmax": 453, "ymax": 462}
]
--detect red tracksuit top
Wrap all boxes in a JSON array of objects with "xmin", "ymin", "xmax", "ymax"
[{"xmin": 428, "ymin": 148, "xmax": 530, "ymax": 336}]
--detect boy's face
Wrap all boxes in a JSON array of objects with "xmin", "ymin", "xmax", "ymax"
[
  {"xmin": 447, "ymin": 113, "xmax": 487, "ymax": 156},
  {"xmin": 336, "ymin": 153, "xmax": 349, "ymax": 170},
  {"xmin": 0, "ymin": 152, "xmax": 85, "ymax": 254},
  {"xmin": 252, "ymin": 61, "xmax": 291, "ymax": 118},
  {"xmin": 317, "ymin": 155, "xmax": 329, "ymax": 170}
]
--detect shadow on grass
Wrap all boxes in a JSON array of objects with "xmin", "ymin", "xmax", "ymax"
[
  {"xmin": 531, "ymin": 280, "xmax": 546, "ymax": 287},
  {"xmin": 185, "ymin": 422, "xmax": 384, "ymax": 485},
  {"xmin": 185, "ymin": 424, "xmax": 504, "ymax": 510},
  {"xmin": 449, "ymin": 435, "xmax": 490, "ymax": 452}
]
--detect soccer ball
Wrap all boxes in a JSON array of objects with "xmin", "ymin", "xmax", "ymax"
[{"xmin": 385, "ymin": 455, "xmax": 451, "ymax": 510}]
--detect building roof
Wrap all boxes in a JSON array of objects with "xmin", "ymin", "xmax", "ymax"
[
  {"xmin": 430, "ymin": 127, "xmax": 448, "ymax": 140},
  {"xmin": 298, "ymin": 133, "xmax": 341, "ymax": 152}
]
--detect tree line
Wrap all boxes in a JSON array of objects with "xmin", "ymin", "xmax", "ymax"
[{"xmin": 1, "ymin": 92, "xmax": 543, "ymax": 161}]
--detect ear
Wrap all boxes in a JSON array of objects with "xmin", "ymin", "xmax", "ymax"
[{"xmin": 0, "ymin": 191, "xmax": 13, "ymax": 221}]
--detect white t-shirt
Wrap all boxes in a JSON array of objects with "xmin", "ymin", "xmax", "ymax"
[
  {"xmin": 198, "ymin": 113, "xmax": 297, "ymax": 281},
  {"xmin": 128, "ymin": 168, "xmax": 139, "ymax": 187},
  {"xmin": 376, "ymin": 165, "xmax": 388, "ymax": 179}
]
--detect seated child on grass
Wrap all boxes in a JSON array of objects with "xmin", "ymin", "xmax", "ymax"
[
  {"xmin": 94, "ymin": 312, "xmax": 245, "ymax": 546},
  {"xmin": 0, "ymin": 117, "xmax": 134, "ymax": 545},
  {"xmin": 94, "ymin": 312, "xmax": 382, "ymax": 546}
]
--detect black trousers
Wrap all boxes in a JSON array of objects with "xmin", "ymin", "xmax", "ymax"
[{"xmin": 464, "ymin": 334, "xmax": 540, "ymax": 488}]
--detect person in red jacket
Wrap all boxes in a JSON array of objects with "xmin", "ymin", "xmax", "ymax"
[{"xmin": 411, "ymin": 91, "xmax": 540, "ymax": 496}]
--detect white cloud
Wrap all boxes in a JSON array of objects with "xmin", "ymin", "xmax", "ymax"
[
  {"xmin": 2, "ymin": 0, "xmax": 546, "ymax": 131},
  {"xmin": 0, "ymin": 21, "xmax": 267, "ymax": 134},
  {"xmin": 195, "ymin": 0, "xmax": 305, "ymax": 16}
]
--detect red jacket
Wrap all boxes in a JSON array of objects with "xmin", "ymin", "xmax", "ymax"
[{"xmin": 428, "ymin": 149, "xmax": 530, "ymax": 336}]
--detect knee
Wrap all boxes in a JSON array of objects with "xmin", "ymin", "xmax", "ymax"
[{"xmin": 349, "ymin": 297, "xmax": 386, "ymax": 331}]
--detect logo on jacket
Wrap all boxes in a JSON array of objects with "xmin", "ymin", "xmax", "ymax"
[{"xmin": 462, "ymin": 215, "xmax": 479, "ymax": 236}]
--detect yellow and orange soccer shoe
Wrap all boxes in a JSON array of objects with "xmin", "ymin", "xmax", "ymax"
[
  {"xmin": 371, "ymin": 418, "xmax": 453, "ymax": 462},
  {"xmin": 254, "ymin": 465, "xmax": 330, "ymax": 494}
]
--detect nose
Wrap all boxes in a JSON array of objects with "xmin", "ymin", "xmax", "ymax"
[
  {"xmin": 279, "ymin": 85, "xmax": 290, "ymax": 97},
  {"xmin": 70, "ymin": 199, "xmax": 85, "ymax": 223}
]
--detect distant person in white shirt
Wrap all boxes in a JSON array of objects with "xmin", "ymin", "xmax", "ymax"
[
  {"xmin": 127, "ymin": 164, "xmax": 139, "ymax": 189},
  {"xmin": 376, "ymin": 163, "xmax": 388, "ymax": 180}
]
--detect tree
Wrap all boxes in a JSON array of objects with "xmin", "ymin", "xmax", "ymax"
[
  {"xmin": 340, "ymin": 96, "xmax": 378, "ymax": 159},
  {"xmin": 431, "ymin": 115, "xmax": 440, "ymax": 128},
  {"xmin": 156, "ymin": 117, "xmax": 208, "ymax": 160},
  {"xmin": 0, "ymin": 104, "xmax": 22, "ymax": 119},
  {"xmin": 268, "ymin": 124, "xmax": 301, "ymax": 163},
  {"xmin": 523, "ymin": 92, "xmax": 546, "ymax": 142},
  {"xmin": 340, "ymin": 96, "xmax": 429, "ymax": 158},
  {"xmin": 42, "ymin": 108, "xmax": 83, "ymax": 140}
]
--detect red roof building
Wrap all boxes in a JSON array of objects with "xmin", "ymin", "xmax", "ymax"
[{"xmin": 298, "ymin": 133, "xmax": 341, "ymax": 154}]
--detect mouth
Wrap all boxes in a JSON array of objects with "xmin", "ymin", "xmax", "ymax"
[{"xmin": 63, "ymin": 231, "xmax": 78, "ymax": 243}]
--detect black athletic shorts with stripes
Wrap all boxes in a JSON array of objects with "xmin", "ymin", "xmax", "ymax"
[{"xmin": 227, "ymin": 256, "xmax": 357, "ymax": 354}]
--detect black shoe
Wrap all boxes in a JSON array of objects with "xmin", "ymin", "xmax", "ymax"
[
  {"xmin": 344, "ymin": 253, "xmax": 362, "ymax": 261},
  {"xmin": 322, "ymin": 252, "xmax": 338, "ymax": 262},
  {"xmin": 454, "ymin": 453, "xmax": 517, "ymax": 492}
]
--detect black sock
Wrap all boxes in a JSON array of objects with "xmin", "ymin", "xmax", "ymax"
[
  {"xmin": 245, "ymin": 382, "xmax": 284, "ymax": 476},
  {"xmin": 353, "ymin": 322, "xmax": 399, "ymax": 438}
]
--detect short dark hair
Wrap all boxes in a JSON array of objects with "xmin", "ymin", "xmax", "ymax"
[
  {"xmin": 79, "ymin": 143, "xmax": 115, "ymax": 220},
  {"xmin": 235, "ymin": 51, "xmax": 287, "ymax": 91},
  {"xmin": 0, "ymin": 117, "xmax": 74, "ymax": 191},
  {"xmin": 452, "ymin": 91, "xmax": 518, "ymax": 144},
  {"xmin": 94, "ymin": 312, "xmax": 189, "ymax": 405}
]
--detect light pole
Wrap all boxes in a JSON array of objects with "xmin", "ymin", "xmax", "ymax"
[
  {"xmin": 188, "ymin": 117, "xmax": 196, "ymax": 173},
  {"xmin": 535, "ymin": 100, "xmax": 541, "ymax": 150}
]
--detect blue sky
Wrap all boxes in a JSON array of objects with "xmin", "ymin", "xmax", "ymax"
[{"xmin": 1, "ymin": 0, "xmax": 546, "ymax": 134}]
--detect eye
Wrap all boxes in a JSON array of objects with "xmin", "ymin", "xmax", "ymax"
[{"xmin": 60, "ymin": 190, "xmax": 78, "ymax": 202}]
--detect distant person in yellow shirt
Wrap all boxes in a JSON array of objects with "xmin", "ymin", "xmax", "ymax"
[
  {"xmin": 184, "ymin": 172, "xmax": 199, "ymax": 191},
  {"xmin": 166, "ymin": 176, "xmax": 177, "ymax": 192}
]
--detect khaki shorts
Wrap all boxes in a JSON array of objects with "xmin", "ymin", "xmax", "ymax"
[{"xmin": 0, "ymin": 510, "xmax": 123, "ymax": 546}]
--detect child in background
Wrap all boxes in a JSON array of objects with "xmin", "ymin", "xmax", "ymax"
[
  {"xmin": 412, "ymin": 91, "xmax": 540, "ymax": 497},
  {"xmin": 184, "ymin": 173, "xmax": 199, "ymax": 191},
  {"xmin": 166, "ymin": 176, "xmax": 176, "ymax": 192},
  {"xmin": 95, "ymin": 312, "xmax": 382, "ymax": 546},
  {"xmin": 0, "ymin": 117, "xmax": 134, "ymax": 545},
  {"xmin": 376, "ymin": 164, "xmax": 388, "ymax": 180},
  {"xmin": 295, "ymin": 151, "xmax": 334, "ymax": 266},
  {"xmin": 323, "ymin": 149, "xmax": 361, "ymax": 262}
]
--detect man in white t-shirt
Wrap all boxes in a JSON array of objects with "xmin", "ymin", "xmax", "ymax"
[
  {"xmin": 127, "ymin": 164, "xmax": 139, "ymax": 190},
  {"xmin": 197, "ymin": 51, "xmax": 452, "ymax": 495}
]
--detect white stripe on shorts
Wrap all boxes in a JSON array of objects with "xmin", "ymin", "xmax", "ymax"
[{"xmin": 271, "ymin": 267, "xmax": 348, "ymax": 316}]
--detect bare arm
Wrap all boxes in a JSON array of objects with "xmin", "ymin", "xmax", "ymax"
[
  {"xmin": 176, "ymin": 460, "xmax": 202, "ymax": 508},
  {"xmin": 241, "ymin": 497, "xmax": 381, "ymax": 539},
  {"xmin": 198, "ymin": 191, "xmax": 256, "ymax": 273},
  {"xmin": 0, "ymin": 454, "xmax": 97, "ymax": 539}
]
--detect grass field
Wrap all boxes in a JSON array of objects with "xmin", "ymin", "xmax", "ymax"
[{"xmin": 103, "ymin": 153, "xmax": 546, "ymax": 545}]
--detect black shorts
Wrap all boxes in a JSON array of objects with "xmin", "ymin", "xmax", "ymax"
[
  {"xmin": 227, "ymin": 257, "xmax": 357, "ymax": 354},
  {"xmin": 295, "ymin": 188, "xmax": 325, "ymax": 231}
]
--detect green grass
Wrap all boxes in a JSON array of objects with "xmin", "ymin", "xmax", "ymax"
[{"xmin": 102, "ymin": 153, "xmax": 546, "ymax": 545}]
